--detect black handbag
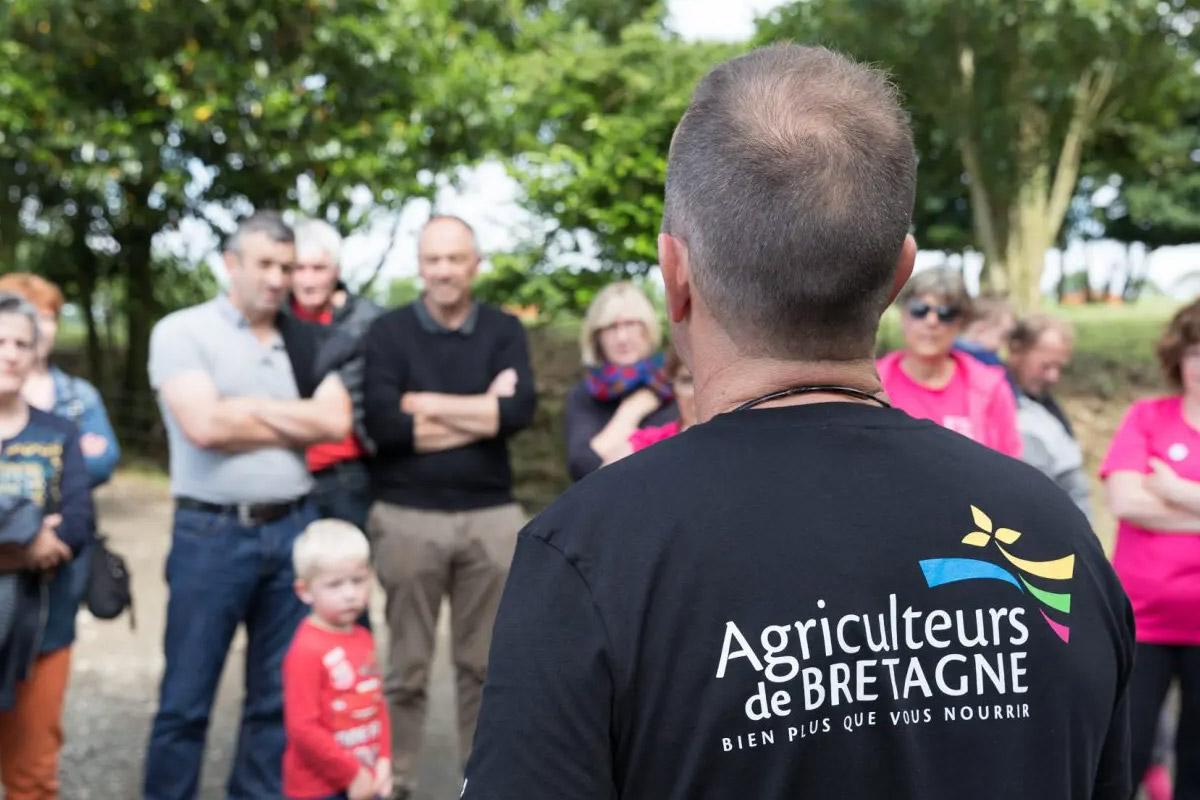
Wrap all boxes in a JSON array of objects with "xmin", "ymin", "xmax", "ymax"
[{"xmin": 86, "ymin": 535, "xmax": 134, "ymax": 628}]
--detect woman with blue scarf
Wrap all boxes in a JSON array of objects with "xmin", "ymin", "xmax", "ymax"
[{"xmin": 565, "ymin": 283, "xmax": 678, "ymax": 481}]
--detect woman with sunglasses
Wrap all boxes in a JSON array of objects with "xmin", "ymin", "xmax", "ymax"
[{"xmin": 877, "ymin": 269, "xmax": 1021, "ymax": 457}]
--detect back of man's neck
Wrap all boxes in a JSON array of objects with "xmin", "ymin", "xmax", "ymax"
[{"xmin": 694, "ymin": 355, "xmax": 882, "ymax": 422}]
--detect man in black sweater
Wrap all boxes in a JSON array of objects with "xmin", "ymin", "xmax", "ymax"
[{"xmin": 362, "ymin": 214, "xmax": 536, "ymax": 799}]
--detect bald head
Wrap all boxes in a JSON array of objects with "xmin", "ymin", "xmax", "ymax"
[
  {"xmin": 419, "ymin": 215, "xmax": 479, "ymax": 256},
  {"xmin": 418, "ymin": 214, "xmax": 481, "ymax": 314},
  {"xmin": 663, "ymin": 44, "xmax": 916, "ymax": 360}
]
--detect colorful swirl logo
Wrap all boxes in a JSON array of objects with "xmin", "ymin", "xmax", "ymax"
[{"xmin": 918, "ymin": 505, "xmax": 1075, "ymax": 643}]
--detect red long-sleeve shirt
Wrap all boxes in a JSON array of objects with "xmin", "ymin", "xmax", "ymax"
[{"xmin": 283, "ymin": 618, "xmax": 391, "ymax": 799}]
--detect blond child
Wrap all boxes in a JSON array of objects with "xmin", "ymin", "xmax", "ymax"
[{"xmin": 283, "ymin": 520, "xmax": 391, "ymax": 800}]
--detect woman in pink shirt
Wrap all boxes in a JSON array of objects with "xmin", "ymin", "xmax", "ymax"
[
  {"xmin": 877, "ymin": 269, "xmax": 1021, "ymax": 457},
  {"xmin": 1102, "ymin": 299, "xmax": 1200, "ymax": 797}
]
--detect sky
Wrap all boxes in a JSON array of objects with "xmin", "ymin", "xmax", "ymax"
[{"xmin": 186, "ymin": 0, "xmax": 1198, "ymax": 298}]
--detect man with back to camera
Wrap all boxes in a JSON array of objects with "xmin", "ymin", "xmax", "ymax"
[
  {"xmin": 465, "ymin": 45, "xmax": 1134, "ymax": 800},
  {"xmin": 144, "ymin": 211, "xmax": 353, "ymax": 800},
  {"xmin": 362, "ymin": 214, "xmax": 536, "ymax": 798}
]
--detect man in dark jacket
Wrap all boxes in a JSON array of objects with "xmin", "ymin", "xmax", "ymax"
[{"xmin": 288, "ymin": 217, "xmax": 384, "ymax": 530}]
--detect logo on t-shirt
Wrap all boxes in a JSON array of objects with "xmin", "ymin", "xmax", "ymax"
[
  {"xmin": 712, "ymin": 504, "xmax": 1074, "ymax": 755},
  {"xmin": 920, "ymin": 505, "xmax": 1075, "ymax": 643},
  {"xmin": 1168, "ymin": 442, "xmax": 1189, "ymax": 462}
]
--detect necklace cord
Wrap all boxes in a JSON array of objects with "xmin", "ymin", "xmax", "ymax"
[{"xmin": 734, "ymin": 384, "xmax": 891, "ymax": 412}]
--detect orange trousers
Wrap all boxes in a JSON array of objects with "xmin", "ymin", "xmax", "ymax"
[{"xmin": 0, "ymin": 647, "xmax": 71, "ymax": 800}]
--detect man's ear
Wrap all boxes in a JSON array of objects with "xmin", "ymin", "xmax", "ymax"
[
  {"xmin": 885, "ymin": 234, "xmax": 917, "ymax": 306},
  {"xmin": 223, "ymin": 249, "xmax": 240, "ymax": 275},
  {"xmin": 659, "ymin": 232, "xmax": 691, "ymax": 324}
]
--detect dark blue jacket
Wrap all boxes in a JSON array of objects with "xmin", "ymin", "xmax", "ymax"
[{"xmin": 0, "ymin": 408, "xmax": 96, "ymax": 655}]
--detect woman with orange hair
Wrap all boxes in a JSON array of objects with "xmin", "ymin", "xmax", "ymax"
[{"xmin": 0, "ymin": 274, "xmax": 120, "ymax": 486}]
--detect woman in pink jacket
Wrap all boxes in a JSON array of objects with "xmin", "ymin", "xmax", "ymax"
[{"xmin": 877, "ymin": 269, "xmax": 1021, "ymax": 457}]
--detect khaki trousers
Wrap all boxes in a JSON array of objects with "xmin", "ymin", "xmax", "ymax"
[{"xmin": 368, "ymin": 501, "xmax": 524, "ymax": 788}]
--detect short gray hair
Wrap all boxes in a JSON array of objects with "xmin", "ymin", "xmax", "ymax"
[
  {"xmin": 896, "ymin": 268, "xmax": 972, "ymax": 317},
  {"xmin": 227, "ymin": 210, "xmax": 294, "ymax": 254},
  {"xmin": 1010, "ymin": 313, "xmax": 1075, "ymax": 353},
  {"xmin": 662, "ymin": 44, "xmax": 916, "ymax": 361},
  {"xmin": 294, "ymin": 218, "xmax": 343, "ymax": 265},
  {"xmin": 0, "ymin": 292, "xmax": 41, "ymax": 348}
]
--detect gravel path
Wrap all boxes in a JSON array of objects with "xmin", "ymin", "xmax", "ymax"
[{"xmin": 56, "ymin": 475, "xmax": 460, "ymax": 800}]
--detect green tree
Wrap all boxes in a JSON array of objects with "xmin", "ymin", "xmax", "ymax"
[
  {"xmin": 0, "ymin": 0, "xmax": 505, "ymax": 428},
  {"xmin": 758, "ymin": 0, "xmax": 1195, "ymax": 310},
  {"xmin": 487, "ymin": 8, "xmax": 732, "ymax": 309}
]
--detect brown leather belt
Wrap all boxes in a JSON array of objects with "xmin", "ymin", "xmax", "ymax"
[{"xmin": 175, "ymin": 496, "xmax": 307, "ymax": 527}]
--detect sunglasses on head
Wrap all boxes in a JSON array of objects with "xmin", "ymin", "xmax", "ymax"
[{"xmin": 907, "ymin": 301, "xmax": 962, "ymax": 324}]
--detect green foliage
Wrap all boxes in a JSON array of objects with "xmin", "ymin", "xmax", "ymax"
[
  {"xmin": 496, "ymin": 13, "xmax": 734, "ymax": 274},
  {"xmin": 757, "ymin": 0, "xmax": 1195, "ymax": 301},
  {"xmin": 0, "ymin": 0, "xmax": 510, "ymax": 420},
  {"xmin": 381, "ymin": 276, "xmax": 421, "ymax": 308}
]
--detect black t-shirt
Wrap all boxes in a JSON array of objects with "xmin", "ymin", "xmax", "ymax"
[{"xmin": 465, "ymin": 402, "xmax": 1134, "ymax": 800}]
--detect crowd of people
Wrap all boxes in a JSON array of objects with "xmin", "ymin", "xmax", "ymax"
[{"xmin": 0, "ymin": 41, "xmax": 1195, "ymax": 800}]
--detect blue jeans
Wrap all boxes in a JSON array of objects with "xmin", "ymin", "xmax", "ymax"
[
  {"xmin": 311, "ymin": 459, "xmax": 372, "ymax": 531},
  {"xmin": 312, "ymin": 461, "xmax": 373, "ymax": 630},
  {"xmin": 144, "ymin": 501, "xmax": 316, "ymax": 800}
]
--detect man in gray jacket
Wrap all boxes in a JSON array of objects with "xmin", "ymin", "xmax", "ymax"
[
  {"xmin": 1009, "ymin": 314, "xmax": 1091, "ymax": 518},
  {"xmin": 288, "ymin": 217, "xmax": 384, "ymax": 530}
]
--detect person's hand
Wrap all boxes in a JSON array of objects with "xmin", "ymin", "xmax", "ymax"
[
  {"xmin": 1147, "ymin": 458, "xmax": 1185, "ymax": 503},
  {"xmin": 80, "ymin": 432, "xmax": 110, "ymax": 458},
  {"xmin": 25, "ymin": 514, "xmax": 69, "ymax": 571},
  {"xmin": 401, "ymin": 392, "xmax": 431, "ymax": 416},
  {"xmin": 487, "ymin": 368, "xmax": 518, "ymax": 398},
  {"xmin": 373, "ymin": 757, "xmax": 394, "ymax": 798},
  {"xmin": 347, "ymin": 767, "xmax": 376, "ymax": 800},
  {"xmin": 619, "ymin": 387, "xmax": 661, "ymax": 421}
]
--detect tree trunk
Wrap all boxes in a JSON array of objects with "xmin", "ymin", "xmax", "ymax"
[
  {"xmin": 0, "ymin": 162, "xmax": 22, "ymax": 268},
  {"xmin": 1004, "ymin": 109, "xmax": 1054, "ymax": 311},
  {"xmin": 116, "ymin": 228, "xmax": 157, "ymax": 434},
  {"xmin": 971, "ymin": 62, "xmax": 1115, "ymax": 312},
  {"xmin": 68, "ymin": 216, "xmax": 108, "ymax": 393}
]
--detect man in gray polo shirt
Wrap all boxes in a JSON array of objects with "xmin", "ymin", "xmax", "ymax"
[{"xmin": 143, "ymin": 211, "xmax": 352, "ymax": 800}]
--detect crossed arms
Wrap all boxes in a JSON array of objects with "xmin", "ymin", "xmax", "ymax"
[
  {"xmin": 1106, "ymin": 459, "xmax": 1200, "ymax": 533},
  {"xmin": 362, "ymin": 314, "xmax": 537, "ymax": 456},
  {"xmin": 160, "ymin": 370, "xmax": 352, "ymax": 452},
  {"xmin": 403, "ymin": 369, "xmax": 517, "ymax": 453}
]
